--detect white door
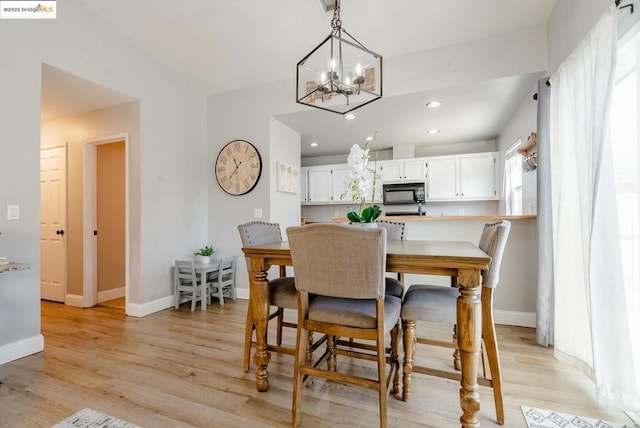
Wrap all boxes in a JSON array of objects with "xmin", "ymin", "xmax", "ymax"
[{"xmin": 40, "ymin": 147, "xmax": 67, "ymax": 302}]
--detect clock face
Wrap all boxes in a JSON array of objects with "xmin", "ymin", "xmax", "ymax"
[{"xmin": 215, "ymin": 140, "xmax": 262, "ymax": 196}]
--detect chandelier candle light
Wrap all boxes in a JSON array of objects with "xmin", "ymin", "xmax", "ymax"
[{"xmin": 296, "ymin": 0, "xmax": 383, "ymax": 114}]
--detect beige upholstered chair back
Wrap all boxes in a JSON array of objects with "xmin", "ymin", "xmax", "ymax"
[
  {"xmin": 238, "ymin": 221, "xmax": 283, "ymax": 270},
  {"xmin": 287, "ymin": 223, "xmax": 386, "ymax": 299},
  {"xmin": 377, "ymin": 220, "xmax": 406, "ymax": 240},
  {"xmin": 478, "ymin": 220, "xmax": 511, "ymax": 289}
]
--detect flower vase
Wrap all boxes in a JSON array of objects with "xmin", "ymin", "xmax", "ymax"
[
  {"xmin": 194, "ymin": 255, "xmax": 211, "ymax": 264},
  {"xmin": 353, "ymin": 222, "xmax": 377, "ymax": 228}
]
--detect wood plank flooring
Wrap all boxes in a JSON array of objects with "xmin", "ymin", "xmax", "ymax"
[{"xmin": 0, "ymin": 299, "xmax": 633, "ymax": 427}]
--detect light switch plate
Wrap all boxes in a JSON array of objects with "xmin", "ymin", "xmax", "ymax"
[
  {"xmin": 7, "ymin": 205, "xmax": 19, "ymax": 220},
  {"xmin": 253, "ymin": 208, "xmax": 263, "ymax": 218}
]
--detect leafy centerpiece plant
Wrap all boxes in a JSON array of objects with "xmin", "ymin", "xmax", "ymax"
[
  {"xmin": 341, "ymin": 134, "xmax": 382, "ymax": 224},
  {"xmin": 194, "ymin": 245, "xmax": 215, "ymax": 263}
]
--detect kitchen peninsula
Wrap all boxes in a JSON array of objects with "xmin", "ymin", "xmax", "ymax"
[{"xmin": 332, "ymin": 214, "xmax": 538, "ymax": 328}]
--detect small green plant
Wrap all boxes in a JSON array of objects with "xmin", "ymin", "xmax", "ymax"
[{"xmin": 194, "ymin": 245, "xmax": 214, "ymax": 257}]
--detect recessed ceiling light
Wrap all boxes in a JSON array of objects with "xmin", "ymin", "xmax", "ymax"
[
  {"xmin": 427, "ymin": 129, "xmax": 440, "ymax": 135},
  {"xmin": 365, "ymin": 136, "xmax": 374, "ymax": 142},
  {"xmin": 344, "ymin": 113, "xmax": 357, "ymax": 120},
  {"xmin": 426, "ymin": 101, "xmax": 441, "ymax": 108},
  {"xmin": 309, "ymin": 142, "xmax": 319, "ymax": 147}
]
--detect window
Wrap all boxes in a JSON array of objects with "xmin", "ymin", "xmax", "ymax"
[
  {"xmin": 504, "ymin": 141, "xmax": 523, "ymax": 215},
  {"xmin": 611, "ymin": 28, "xmax": 640, "ymax": 389}
]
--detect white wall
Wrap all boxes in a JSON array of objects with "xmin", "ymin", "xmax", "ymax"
[
  {"xmin": 0, "ymin": 0, "xmax": 207, "ymax": 364},
  {"xmin": 269, "ymin": 118, "xmax": 302, "ymax": 236},
  {"xmin": 546, "ymin": 0, "xmax": 611, "ymax": 74}
]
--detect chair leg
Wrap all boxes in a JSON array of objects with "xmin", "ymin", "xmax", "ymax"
[
  {"xmin": 327, "ymin": 335, "xmax": 337, "ymax": 372},
  {"xmin": 402, "ymin": 319, "xmax": 416, "ymax": 401},
  {"xmin": 190, "ymin": 287, "xmax": 197, "ymax": 311},
  {"xmin": 305, "ymin": 331, "xmax": 313, "ymax": 368},
  {"xmin": 482, "ymin": 289, "xmax": 504, "ymax": 425},
  {"xmin": 390, "ymin": 322, "xmax": 400, "ymax": 395},
  {"xmin": 276, "ymin": 307, "xmax": 284, "ymax": 346},
  {"xmin": 243, "ymin": 300, "xmax": 254, "ymax": 372},
  {"xmin": 218, "ymin": 284, "xmax": 225, "ymax": 306},
  {"xmin": 377, "ymin": 324, "xmax": 388, "ymax": 428},
  {"xmin": 292, "ymin": 321, "xmax": 308, "ymax": 428},
  {"xmin": 452, "ymin": 324, "xmax": 461, "ymax": 371}
]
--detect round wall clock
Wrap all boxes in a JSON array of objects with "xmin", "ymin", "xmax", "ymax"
[{"xmin": 215, "ymin": 140, "xmax": 263, "ymax": 196}]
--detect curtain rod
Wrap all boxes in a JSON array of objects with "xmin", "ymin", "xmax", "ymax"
[{"xmin": 615, "ymin": 0, "xmax": 635, "ymax": 14}]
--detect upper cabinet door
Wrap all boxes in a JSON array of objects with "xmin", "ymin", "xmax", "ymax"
[
  {"xmin": 381, "ymin": 161, "xmax": 403, "ymax": 181},
  {"xmin": 459, "ymin": 153, "xmax": 497, "ymax": 200},
  {"xmin": 331, "ymin": 165, "xmax": 353, "ymax": 203},
  {"xmin": 426, "ymin": 157, "xmax": 459, "ymax": 200},
  {"xmin": 307, "ymin": 167, "xmax": 332, "ymax": 203},
  {"xmin": 300, "ymin": 168, "xmax": 309, "ymax": 203},
  {"xmin": 403, "ymin": 160, "xmax": 427, "ymax": 181}
]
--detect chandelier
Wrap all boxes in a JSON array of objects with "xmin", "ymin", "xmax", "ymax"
[{"xmin": 296, "ymin": 0, "xmax": 383, "ymax": 115}]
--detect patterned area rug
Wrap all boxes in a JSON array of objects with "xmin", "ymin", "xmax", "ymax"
[
  {"xmin": 52, "ymin": 408, "xmax": 141, "ymax": 428},
  {"xmin": 522, "ymin": 406, "xmax": 635, "ymax": 428}
]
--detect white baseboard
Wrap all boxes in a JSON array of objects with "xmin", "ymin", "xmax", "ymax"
[
  {"xmin": 65, "ymin": 294, "xmax": 86, "ymax": 308},
  {"xmin": 98, "ymin": 286, "xmax": 125, "ymax": 303},
  {"xmin": 126, "ymin": 295, "xmax": 175, "ymax": 318},
  {"xmin": 0, "ymin": 334, "xmax": 44, "ymax": 365},
  {"xmin": 494, "ymin": 310, "xmax": 536, "ymax": 328},
  {"xmin": 236, "ymin": 288, "xmax": 249, "ymax": 300}
]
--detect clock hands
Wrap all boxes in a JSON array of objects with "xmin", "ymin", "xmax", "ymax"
[{"xmin": 230, "ymin": 161, "xmax": 242, "ymax": 178}]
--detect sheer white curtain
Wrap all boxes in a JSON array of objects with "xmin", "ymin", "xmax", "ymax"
[{"xmin": 550, "ymin": 4, "xmax": 639, "ymax": 411}]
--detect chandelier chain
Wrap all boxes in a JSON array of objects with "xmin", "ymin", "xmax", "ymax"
[{"xmin": 331, "ymin": 0, "xmax": 342, "ymax": 34}]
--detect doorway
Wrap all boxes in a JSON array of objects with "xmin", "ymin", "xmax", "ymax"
[{"xmin": 84, "ymin": 134, "xmax": 129, "ymax": 309}]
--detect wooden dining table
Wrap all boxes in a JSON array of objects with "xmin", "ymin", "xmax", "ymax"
[{"xmin": 241, "ymin": 239, "xmax": 491, "ymax": 428}]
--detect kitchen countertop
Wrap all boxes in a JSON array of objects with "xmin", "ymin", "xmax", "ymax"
[
  {"xmin": 0, "ymin": 262, "xmax": 30, "ymax": 273},
  {"xmin": 331, "ymin": 215, "xmax": 537, "ymax": 222}
]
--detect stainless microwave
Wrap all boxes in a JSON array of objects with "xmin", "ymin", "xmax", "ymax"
[{"xmin": 382, "ymin": 181, "xmax": 426, "ymax": 205}]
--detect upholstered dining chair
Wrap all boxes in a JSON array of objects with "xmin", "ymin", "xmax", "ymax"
[
  {"xmin": 377, "ymin": 220, "xmax": 407, "ymax": 298},
  {"xmin": 174, "ymin": 259, "xmax": 204, "ymax": 311},
  {"xmin": 238, "ymin": 221, "xmax": 299, "ymax": 372},
  {"xmin": 287, "ymin": 223, "xmax": 402, "ymax": 428},
  {"xmin": 400, "ymin": 220, "xmax": 511, "ymax": 425},
  {"xmin": 208, "ymin": 255, "xmax": 237, "ymax": 305}
]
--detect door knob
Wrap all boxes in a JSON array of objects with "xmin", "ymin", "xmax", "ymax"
[{"xmin": 56, "ymin": 229, "xmax": 65, "ymax": 236}]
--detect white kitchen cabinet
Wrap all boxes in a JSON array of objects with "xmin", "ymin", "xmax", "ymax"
[
  {"xmin": 300, "ymin": 168, "xmax": 309, "ymax": 203},
  {"xmin": 459, "ymin": 153, "xmax": 497, "ymax": 200},
  {"xmin": 307, "ymin": 166, "xmax": 332, "ymax": 204},
  {"xmin": 426, "ymin": 153, "xmax": 497, "ymax": 201},
  {"xmin": 426, "ymin": 157, "xmax": 459, "ymax": 200},
  {"xmin": 380, "ymin": 159, "xmax": 427, "ymax": 182},
  {"xmin": 302, "ymin": 163, "xmax": 382, "ymax": 205},
  {"xmin": 331, "ymin": 165, "xmax": 352, "ymax": 203}
]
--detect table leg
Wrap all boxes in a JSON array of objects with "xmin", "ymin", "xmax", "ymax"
[
  {"xmin": 200, "ymin": 270, "xmax": 207, "ymax": 311},
  {"xmin": 250, "ymin": 261, "xmax": 271, "ymax": 391},
  {"xmin": 457, "ymin": 268, "xmax": 482, "ymax": 428}
]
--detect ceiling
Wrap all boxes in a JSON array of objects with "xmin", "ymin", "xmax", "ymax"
[{"xmin": 41, "ymin": 1, "xmax": 557, "ymax": 156}]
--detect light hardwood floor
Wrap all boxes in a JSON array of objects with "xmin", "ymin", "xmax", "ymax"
[{"xmin": 0, "ymin": 299, "xmax": 633, "ymax": 427}]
